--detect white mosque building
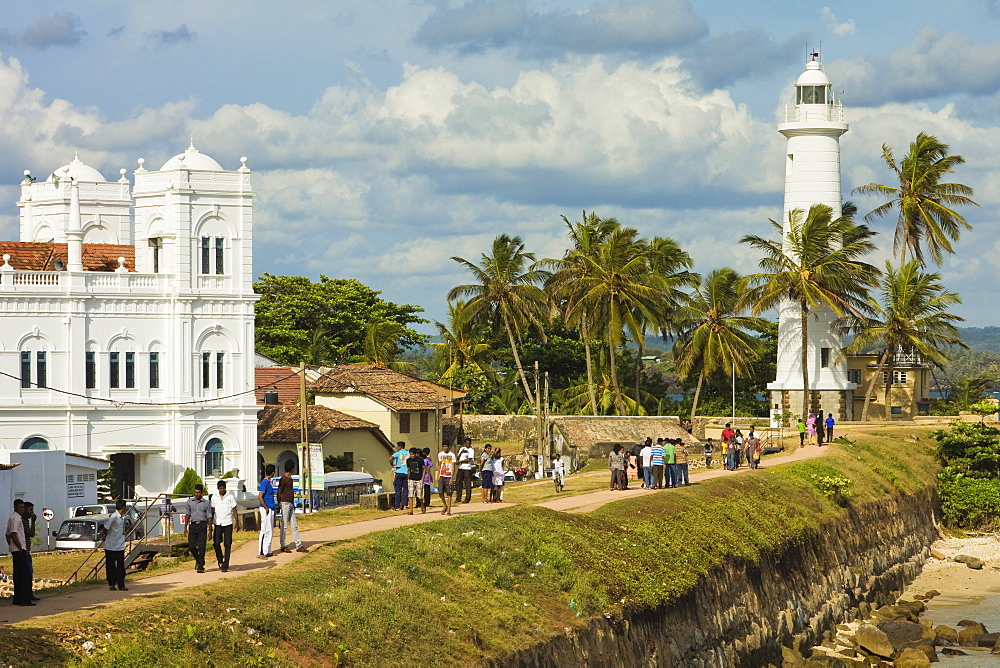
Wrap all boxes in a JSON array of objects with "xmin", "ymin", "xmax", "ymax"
[
  {"xmin": 768, "ymin": 57, "xmax": 856, "ymax": 422},
  {"xmin": 0, "ymin": 143, "xmax": 259, "ymax": 498}
]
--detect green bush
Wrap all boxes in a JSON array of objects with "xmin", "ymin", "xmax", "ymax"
[
  {"xmin": 172, "ymin": 468, "xmax": 204, "ymax": 497},
  {"xmin": 938, "ymin": 473, "xmax": 1000, "ymax": 528}
]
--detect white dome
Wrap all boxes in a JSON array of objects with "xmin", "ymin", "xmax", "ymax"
[
  {"xmin": 796, "ymin": 60, "xmax": 830, "ymax": 86},
  {"xmin": 46, "ymin": 154, "xmax": 107, "ymax": 183},
  {"xmin": 160, "ymin": 141, "xmax": 224, "ymax": 171}
]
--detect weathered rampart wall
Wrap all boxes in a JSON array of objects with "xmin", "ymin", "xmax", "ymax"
[{"xmin": 494, "ymin": 486, "xmax": 937, "ymax": 667}]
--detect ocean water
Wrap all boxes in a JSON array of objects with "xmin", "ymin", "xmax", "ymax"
[{"xmin": 924, "ymin": 591, "xmax": 1000, "ymax": 664}]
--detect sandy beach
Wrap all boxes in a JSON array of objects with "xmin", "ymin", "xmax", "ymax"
[{"xmin": 902, "ymin": 535, "xmax": 1000, "ymax": 604}]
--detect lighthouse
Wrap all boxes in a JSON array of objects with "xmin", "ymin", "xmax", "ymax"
[{"xmin": 768, "ymin": 56, "xmax": 856, "ymax": 423}]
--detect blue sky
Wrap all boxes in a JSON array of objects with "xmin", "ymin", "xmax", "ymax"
[{"xmin": 2, "ymin": 1, "xmax": 1000, "ymax": 330}]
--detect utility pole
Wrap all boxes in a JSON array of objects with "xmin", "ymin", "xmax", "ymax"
[
  {"xmin": 544, "ymin": 371, "xmax": 550, "ymax": 457},
  {"xmin": 299, "ymin": 361, "xmax": 310, "ymax": 513},
  {"xmin": 534, "ymin": 361, "xmax": 542, "ymax": 459}
]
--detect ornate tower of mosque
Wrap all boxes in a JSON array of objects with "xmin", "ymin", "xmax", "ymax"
[{"xmin": 768, "ymin": 56, "xmax": 855, "ymax": 422}]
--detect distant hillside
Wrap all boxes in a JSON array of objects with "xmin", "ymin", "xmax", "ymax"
[{"xmin": 957, "ymin": 327, "xmax": 1000, "ymax": 353}]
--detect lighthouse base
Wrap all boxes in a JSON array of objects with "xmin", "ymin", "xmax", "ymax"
[{"xmin": 769, "ymin": 389, "xmax": 854, "ymax": 428}]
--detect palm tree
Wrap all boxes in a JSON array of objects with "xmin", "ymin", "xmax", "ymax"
[
  {"xmin": 947, "ymin": 373, "xmax": 994, "ymax": 412},
  {"xmin": 545, "ymin": 211, "xmax": 619, "ymax": 415},
  {"xmin": 673, "ymin": 268, "xmax": 769, "ymax": 423},
  {"xmin": 433, "ymin": 300, "xmax": 497, "ymax": 385},
  {"xmin": 854, "ymin": 132, "xmax": 978, "ymax": 266},
  {"xmin": 356, "ymin": 320, "xmax": 414, "ymax": 372},
  {"xmin": 450, "ymin": 234, "xmax": 550, "ymax": 406},
  {"xmin": 842, "ymin": 261, "xmax": 966, "ymax": 420},
  {"xmin": 740, "ymin": 203, "xmax": 880, "ymax": 418},
  {"xmin": 568, "ymin": 227, "xmax": 684, "ymax": 413}
]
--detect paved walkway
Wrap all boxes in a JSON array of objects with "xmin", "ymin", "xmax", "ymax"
[{"xmin": 0, "ymin": 442, "xmax": 830, "ymax": 625}]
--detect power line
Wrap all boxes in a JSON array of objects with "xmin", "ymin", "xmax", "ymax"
[{"xmin": 0, "ymin": 367, "xmax": 303, "ymax": 407}]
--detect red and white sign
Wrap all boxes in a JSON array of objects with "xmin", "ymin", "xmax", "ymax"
[{"xmin": 41, "ymin": 508, "xmax": 54, "ymax": 522}]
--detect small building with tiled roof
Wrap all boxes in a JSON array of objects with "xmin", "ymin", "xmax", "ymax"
[
  {"xmin": 254, "ymin": 366, "xmax": 302, "ymax": 406},
  {"xmin": 257, "ymin": 404, "xmax": 395, "ymax": 486},
  {"xmin": 310, "ymin": 364, "xmax": 460, "ymax": 461},
  {"xmin": 0, "ymin": 146, "xmax": 260, "ymax": 504}
]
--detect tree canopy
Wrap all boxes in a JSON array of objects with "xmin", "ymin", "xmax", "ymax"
[{"xmin": 254, "ymin": 274, "xmax": 426, "ymax": 366}]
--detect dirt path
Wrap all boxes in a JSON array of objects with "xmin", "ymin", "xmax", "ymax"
[{"xmin": 1, "ymin": 442, "xmax": 830, "ymax": 625}]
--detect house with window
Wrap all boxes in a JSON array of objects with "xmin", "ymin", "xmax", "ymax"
[
  {"xmin": 257, "ymin": 404, "xmax": 395, "ymax": 485},
  {"xmin": 310, "ymin": 365, "xmax": 458, "ymax": 458},
  {"xmin": 0, "ymin": 145, "xmax": 259, "ymax": 498},
  {"xmin": 846, "ymin": 350, "xmax": 932, "ymax": 421}
]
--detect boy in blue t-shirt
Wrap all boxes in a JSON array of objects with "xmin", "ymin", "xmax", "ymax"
[
  {"xmin": 824, "ymin": 413, "xmax": 835, "ymax": 443},
  {"xmin": 257, "ymin": 464, "xmax": 277, "ymax": 560}
]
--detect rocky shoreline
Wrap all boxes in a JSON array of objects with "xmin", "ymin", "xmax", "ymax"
[{"xmin": 789, "ymin": 534, "xmax": 1000, "ymax": 666}]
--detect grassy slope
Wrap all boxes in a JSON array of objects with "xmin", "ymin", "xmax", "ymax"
[{"xmin": 5, "ymin": 428, "xmax": 939, "ymax": 667}]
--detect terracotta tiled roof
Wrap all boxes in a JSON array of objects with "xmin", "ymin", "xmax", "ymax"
[
  {"xmin": 309, "ymin": 364, "xmax": 450, "ymax": 411},
  {"xmin": 0, "ymin": 242, "xmax": 136, "ymax": 272},
  {"xmin": 257, "ymin": 404, "xmax": 393, "ymax": 451},
  {"xmin": 255, "ymin": 367, "xmax": 301, "ymax": 405}
]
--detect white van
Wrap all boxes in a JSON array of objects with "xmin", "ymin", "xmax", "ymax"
[{"xmin": 53, "ymin": 509, "xmax": 142, "ymax": 550}]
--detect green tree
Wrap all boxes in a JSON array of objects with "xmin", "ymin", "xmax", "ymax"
[
  {"xmin": 568, "ymin": 227, "xmax": 692, "ymax": 413},
  {"xmin": 433, "ymin": 300, "xmax": 497, "ymax": 385},
  {"xmin": 173, "ymin": 468, "xmax": 204, "ymax": 497},
  {"xmin": 948, "ymin": 373, "xmax": 995, "ymax": 411},
  {"xmin": 740, "ymin": 204, "xmax": 879, "ymax": 419},
  {"xmin": 842, "ymin": 261, "xmax": 966, "ymax": 420},
  {"xmin": 855, "ymin": 132, "xmax": 978, "ymax": 265},
  {"xmin": 673, "ymin": 268, "xmax": 768, "ymax": 423},
  {"xmin": 449, "ymin": 235, "xmax": 550, "ymax": 406},
  {"xmin": 354, "ymin": 320, "xmax": 415, "ymax": 372},
  {"xmin": 254, "ymin": 275, "xmax": 426, "ymax": 366}
]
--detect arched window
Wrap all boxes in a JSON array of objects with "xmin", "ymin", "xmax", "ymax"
[
  {"xmin": 21, "ymin": 437, "xmax": 49, "ymax": 450},
  {"xmin": 276, "ymin": 449, "xmax": 298, "ymax": 477},
  {"xmin": 205, "ymin": 438, "xmax": 224, "ymax": 477}
]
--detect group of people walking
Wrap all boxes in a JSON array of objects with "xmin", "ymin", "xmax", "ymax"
[
  {"xmin": 797, "ymin": 412, "xmax": 835, "ymax": 447},
  {"xmin": 384, "ymin": 439, "xmax": 512, "ymax": 514},
  {"xmin": 715, "ymin": 423, "xmax": 763, "ymax": 470},
  {"xmin": 611, "ymin": 438, "xmax": 692, "ymax": 490}
]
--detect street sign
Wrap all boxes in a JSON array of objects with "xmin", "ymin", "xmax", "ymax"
[{"xmin": 41, "ymin": 508, "xmax": 54, "ymax": 522}]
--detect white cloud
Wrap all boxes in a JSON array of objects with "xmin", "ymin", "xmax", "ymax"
[
  {"xmin": 830, "ymin": 28, "xmax": 1000, "ymax": 106},
  {"xmin": 820, "ymin": 8, "xmax": 857, "ymax": 38}
]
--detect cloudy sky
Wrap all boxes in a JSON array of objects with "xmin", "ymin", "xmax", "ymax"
[{"xmin": 2, "ymin": 1, "xmax": 1000, "ymax": 329}]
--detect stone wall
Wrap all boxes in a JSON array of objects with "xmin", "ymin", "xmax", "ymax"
[{"xmin": 492, "ymin": 486, "xmax": 938, "ymax": 667}]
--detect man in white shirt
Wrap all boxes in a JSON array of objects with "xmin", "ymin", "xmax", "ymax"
[
  {"xmin": 211, "ymin": 479, "xmax": 239, "ymax": 572},
  {"xmin": 455, "ymin": 438, "xmax": 475, "ymax": 504},
  {"xmin": 639, "ymin": 440, "xmax": 654, "ymax": 489},
  {"xmin": 552, "ymin": 454, "xmax": 566, "ymax": 492},
  {"xmin": 6, "ymin": 500, "xmax": 32, "ymax": 606},
  {"xmin": 102, "ymin": 499, "xmax": 128, "ymax": 592}
]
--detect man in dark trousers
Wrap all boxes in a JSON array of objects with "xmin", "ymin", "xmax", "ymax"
[
  {"xmin": 455, "ymin": 438, "xmax": 475, "ymax": 504},
  {"xmin": 102, "ymin": 499, "xmax": 128, "ymax": 591},
  {"xmin": 184, "ymin": 484, "xmax": 211, "ymax": 573},
  {"xmin": 21, "ymin": 502, "xmax": 38, "ymax": 601},
  {"xmin": 6, "ymin": 499, "xmax": 33, "ymax": 605},
  {"xmin": 211, "ymin": 479, "xmax": 239, "ymax": 572}
]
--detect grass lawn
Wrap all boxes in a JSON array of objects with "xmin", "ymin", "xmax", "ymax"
[{"xmin": 2, "ymin": 425, "xmax": 941, "ymax": 666}]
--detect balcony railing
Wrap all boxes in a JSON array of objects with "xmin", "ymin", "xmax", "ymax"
[
  {"xmin": 782, "ymin": 102, "xmax": 845, "ymax": 123},
  {"xmin": 0, "ymin": 270, "xmax": 170, "ymax": 293}
]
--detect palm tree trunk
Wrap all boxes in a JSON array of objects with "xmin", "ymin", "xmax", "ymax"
[
  {"xmin": 609, "ymin": 338, "xmax": 622, "ymax": 414},
  {"xmin": 800, "ymin": 300, "xmax": 811, "ymax": 420},
  {"xmin": 581, "ymin": 314, "xmax": 599, "ymax": 415},
  {"xmin": 503, "ymin": 314, "xmax": 535, "ymax": 406},
  {"xmin": 691, "ymin": 368, "xmax": 705, "ymax": 424},
  {"xmin": 859, "ymin": 349, "xmax": 889, "ymax": 422},
  {"xmin": 635, "ymin": 335, "xmax": 644, "ymax": 416}
]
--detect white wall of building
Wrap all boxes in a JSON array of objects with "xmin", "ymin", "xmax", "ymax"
[{"xmin": 0, "ymin": 145, "xmax": 260, "ymax": 498}]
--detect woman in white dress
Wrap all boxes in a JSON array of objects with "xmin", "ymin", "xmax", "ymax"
[{"xmin": 491, "ymin": 449, "xmax": 505, "ymax": 503}]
